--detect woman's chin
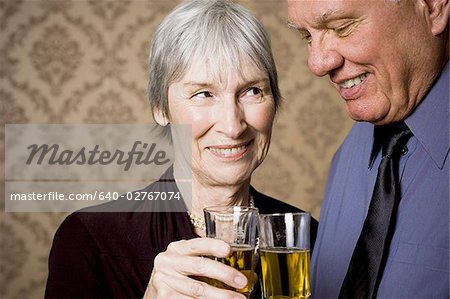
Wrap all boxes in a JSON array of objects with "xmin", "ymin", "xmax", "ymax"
[{"xmin": 200, "ymin": 168, "xmax": 252, "ymax": 186}]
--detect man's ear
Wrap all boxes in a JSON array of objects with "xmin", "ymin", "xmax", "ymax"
[
  {"xmin": 153, "ymin": 107, "xmax": 169, "ymax": 126},
  {"xmin": 425, "ymin": 0, "xmax": 449, "ymax": 35}
]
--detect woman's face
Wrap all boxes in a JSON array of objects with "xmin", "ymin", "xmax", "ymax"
[{"xmin": 162, "ymin": 58, "xmax": 275, "ymax": 186}]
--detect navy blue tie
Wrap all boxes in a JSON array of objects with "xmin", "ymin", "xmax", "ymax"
[{"xmin": 339, "ymin": 124, "xmax": 413, "ymax": 299}]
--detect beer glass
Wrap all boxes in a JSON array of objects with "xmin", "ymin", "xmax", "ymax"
[
  {"xmin": 203, "ymin": 206, "xmax": 259, "ymax": 298},
  {"xmin": 259, "ymin": 212, "xmax": 311, "ymax": 299}
]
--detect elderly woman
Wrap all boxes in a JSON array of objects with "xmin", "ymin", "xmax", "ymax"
[{"xmin": 46, "ymin": 1, "xmax": 317, "ymax": 298}]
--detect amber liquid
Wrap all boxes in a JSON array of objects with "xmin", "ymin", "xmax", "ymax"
[
  {"xmin": 194, "ymin": 245, "xmax": 256, "ymax": 298},
  {"xmin": 260, "ymin": 248, "xmax": 310, "ymax": 299}
]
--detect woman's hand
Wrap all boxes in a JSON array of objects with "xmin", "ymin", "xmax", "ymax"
[{"xmin": 144, "ymin": 238, "xmax": 248, "ymax": 299}]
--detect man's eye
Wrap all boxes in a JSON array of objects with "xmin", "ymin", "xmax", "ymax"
[
  {"xmin": 245, "ymin": 87, "xmax": 262, "ymax": 96},
  {"xmin": 192, "ymin": 91, "xmax": 213, "ymax": 98},
  {"xmin": 299, "ymin": 31, "xmax": 312, "ymax": 43},
  {"xmin": 334, "ymin": 23, "xmax": 354, "ymax": 37}
]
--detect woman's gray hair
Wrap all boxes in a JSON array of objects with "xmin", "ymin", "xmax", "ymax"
[{"xmin": 147, "ymin": 0, "xmax": 281, "ymax": 120}]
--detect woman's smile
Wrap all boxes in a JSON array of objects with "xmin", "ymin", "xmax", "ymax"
[{"xmin": 206, "ymin": 140, "xmax": 253, "ymax": 160}]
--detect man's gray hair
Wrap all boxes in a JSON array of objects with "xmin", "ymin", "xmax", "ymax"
[{"xmin": 147, "ymin": 0, "xmax": 281, "ymax": 120}]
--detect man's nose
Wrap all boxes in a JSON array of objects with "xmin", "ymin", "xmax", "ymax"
[{"xmin": 308, "ymin": 38, "xmax": 344, "ymax": 77}]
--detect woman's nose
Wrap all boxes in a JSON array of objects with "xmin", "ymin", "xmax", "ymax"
[
  {"xmin": 214, "ymin": 97, "xmax": 247, "ymax": 139},
  {"xmin": 308, "ymin": 38, "xmax": 344, "ymax": 77}
]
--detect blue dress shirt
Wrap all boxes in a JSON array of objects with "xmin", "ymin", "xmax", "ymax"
[{"xmin": 311, "ymin": 63, "xmax": 449, "ymax": 299}]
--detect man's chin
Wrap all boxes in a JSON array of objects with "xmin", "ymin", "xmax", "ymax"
[{"xmin": 345, "ymin": 106, "xmax": 389, "ymax": 125}]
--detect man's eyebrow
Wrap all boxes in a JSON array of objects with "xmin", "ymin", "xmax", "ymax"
[
  {"xmin": 287, "ymin": 8, "xmax": 344, "ymax": 30},
  {"xmin": 315, "ymin": 8, "xmax": 345, "ymax": 25},
  {"xmin": 287, "ymin": 20, "xmax": 300, "ymax": 30},
  {"xmin": 287, "ymin": 20, "xmax": 310, "ymax": 37}
]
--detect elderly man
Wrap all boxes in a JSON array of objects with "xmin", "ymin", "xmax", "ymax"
[{"xmin": 288, "ymin": 0, "xmax": 448, "ymax": 298}]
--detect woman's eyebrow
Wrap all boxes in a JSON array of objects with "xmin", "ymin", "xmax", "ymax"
[
  {"xmin": 182, "ymin": 78, "xmax": 269, "ymax": 89},
  {"xmin": 182, "ymin": 82, "xmax": 214, "ymax": 88},
  {"xmin": 245, "ymin": 78, "xmax": 269, "ymax": 85},
  {"xmin": 236, "ymin": 78, "xmax": 270, "ymax": 91}
]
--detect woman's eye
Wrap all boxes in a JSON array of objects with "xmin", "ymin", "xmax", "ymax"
[
  {"xmin": 244, "ymin": 87, "xmax": 262, "ymax": 97},
  {"xmin": 193, "ymin": 91, "xmax": 213, "ymax": 98}
]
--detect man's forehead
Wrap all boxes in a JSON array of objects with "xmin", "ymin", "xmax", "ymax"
[{"xmin": 288, "ymin": 0, "xmax": 357, "ymax": 27}]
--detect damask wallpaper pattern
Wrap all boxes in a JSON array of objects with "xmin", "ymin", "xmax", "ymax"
[{"xmin": 0, "ymin": 0, "xmax": 353, "ymax": 297}]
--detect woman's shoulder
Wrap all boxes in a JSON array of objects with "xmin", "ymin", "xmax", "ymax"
[
  {"xmin": 53, "ymin": 210, "xmax": 191, "ymax": 262},
  {"xmin": 250, "ymin": 186, "xmax": 303, "ymax": 214},
  {"xmin": 54, "ymin": 209, "xmax": 152, "ymax": 254}
]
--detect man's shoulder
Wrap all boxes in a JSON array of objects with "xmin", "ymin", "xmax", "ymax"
[
  {"xmin": 332, "ymin": 121, "xmax": 373, "ymax": 163},
  {"xmin": 343, "ymin": 121, "xmax": 373, "ymax": 144}
]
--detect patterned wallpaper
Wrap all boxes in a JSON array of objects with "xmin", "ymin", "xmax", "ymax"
[{"xmin": 0, "ymin": 0, "xmax": 353, "ymax": 297}]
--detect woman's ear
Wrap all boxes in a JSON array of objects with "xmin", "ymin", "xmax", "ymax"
[
  {"xmin": 426, "ymin": 0, "xmax": 449, "ymax": 35},
  {"xmin": 153, "ymin": 107, "xmax": 169, "ymax": 126}
]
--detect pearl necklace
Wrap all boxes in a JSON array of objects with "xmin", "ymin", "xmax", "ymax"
[{"xmin": 187, "ymin": 196, "xmax": 255, "ymax": 231}]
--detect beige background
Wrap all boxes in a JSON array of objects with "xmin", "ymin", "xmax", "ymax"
[{"xmin": 0, "ymin": 0, "xmax": 354, "ymax": 297}]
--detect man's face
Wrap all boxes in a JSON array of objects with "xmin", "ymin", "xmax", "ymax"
[{"xmin": 288, "ymin": 0, "xmax": 438, "ymax": 125}]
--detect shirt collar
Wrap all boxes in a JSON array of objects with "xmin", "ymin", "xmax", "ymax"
[
  {"xmin": 369, "ymin": 122, "xmax": 409, "ymax": 168},
  {"xmin": 370, "ymin": 62, "xmax": 449, "ymax": 169},
  {"xmin": 405, "ymin": 62, "xmax": 449, "ymax": 169}
]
